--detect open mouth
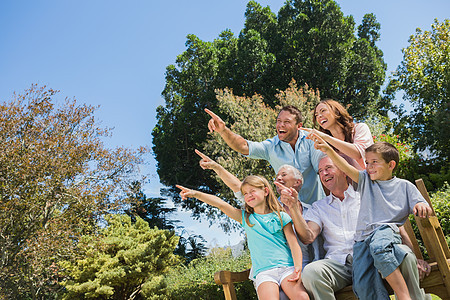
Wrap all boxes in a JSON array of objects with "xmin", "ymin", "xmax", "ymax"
[
  {"xmin": 320, "ymin": 119, "xmax": 327, "ymax": 125},
  {"xmin": 322, "ymin": 176, "xmax": 333, "ymax": 183}
]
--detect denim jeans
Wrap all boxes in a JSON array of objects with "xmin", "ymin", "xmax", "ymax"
[{"xmin": 352, "ymin": 225, "xmax": 407, "ymax": 300}]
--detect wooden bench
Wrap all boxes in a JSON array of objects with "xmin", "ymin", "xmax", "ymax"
[{"xmin": 214, "ymin": 179, "xmax": 450, "ymax": 299}]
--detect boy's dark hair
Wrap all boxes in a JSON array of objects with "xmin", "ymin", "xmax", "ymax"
[
  {"xmin": 279, "ymin": 105, "xmax": 303, "ymax": 124},
  {"xmin": 366, "ymin": 142, "xmax": 399, "ymax": 170}
]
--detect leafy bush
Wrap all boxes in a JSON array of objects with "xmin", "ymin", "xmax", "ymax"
[
  {"xmin": 430, "ymin": 182, "xmax": 450, "ymax": 239},
  {"xmin": 59, "ymin": 214, "xmax": 179, "ymax": 299},
  {"xmin": 166, "ymin": 247, "xmax": 256, "ymax": 300}
]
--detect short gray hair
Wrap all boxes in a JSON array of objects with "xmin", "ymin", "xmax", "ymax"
[{"xmin": 277, "ymin": 164, "xmax": 303, "ymax": 182}]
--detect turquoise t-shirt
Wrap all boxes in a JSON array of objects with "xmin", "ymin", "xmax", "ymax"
[{"xmin": 241, "ymin": 210, "xmax": 294, "ymax": 279}]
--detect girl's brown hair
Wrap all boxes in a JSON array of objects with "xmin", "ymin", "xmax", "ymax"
[
  {"xmin": 313, "ymin": 99, "xmax": 355, "ymax": 143},
  {"xmin": 240, "ymin": 175, "xmax": 284, "ymax": 227}
]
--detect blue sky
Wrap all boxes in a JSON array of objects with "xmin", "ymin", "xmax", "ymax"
[{"xmin": 1, "ymin": 0, "xmax": 448, "ymax": 248}]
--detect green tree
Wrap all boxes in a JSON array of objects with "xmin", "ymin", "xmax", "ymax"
[
  {"xmin": 0, "ymin": 85, "xmax": 146, "ymax": 299},
  {"xmin": 153, "ymin": 0, "xmax": 387, "ymax": 220},
  {"xmin": 193, "ymin": 81, "xmax": 319, "ymax": 231},
  {"xmin": 60, "ymin": 214, "xmax": 179, "ymax": 299},
  {"xmin": 275, "ymin": 2, "xmax": 386, "ymax": 116},
  {"xmin": 153, "ymin": 31, "xmax": 238, "ymax": 219},
  {"xmin": 126, "ymin": 181, "xmax": 178, "ymax": 231},
  {"xmin": 125, "ymin": 182, "xmax": 207, "ymax": 263},
  {"xmin": 175, "ymin": 231, "xmax": 208, "ymax": 263},
  {"xmin": 386, "ymin": 19, "xmax": 450, "ymax": 162}
]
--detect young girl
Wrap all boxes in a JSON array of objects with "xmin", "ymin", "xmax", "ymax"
[{"xmin": 177, "ymin": 175, "xmax": 309, "ymax": 300}]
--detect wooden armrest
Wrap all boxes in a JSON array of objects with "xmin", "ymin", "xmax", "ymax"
[
  {"xmin": 214, "ymin": 269, "xmax": 250, "ymax": 285},
  {"xmin": 214, "ymin": 269, "xmax": 251, "ymax": 300},
  {"xmin": 420, "ymin": 259, "xmax": 450, "ymax": 297}
]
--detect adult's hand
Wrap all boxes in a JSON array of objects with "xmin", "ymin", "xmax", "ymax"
[
  {"xmin": 205, "ymin": 109, "xmax": 226, "ymax": 134},
  {"xmin": 417, "ymin": 259, "xmax": 431, "ymax": 280},
  {"xmin": 274, "ymin": 181, "xmax": 302, "ymax": 213},
  {"xmin": 301, "ymin": 127, "xmax": 326, "ymax": 139}
]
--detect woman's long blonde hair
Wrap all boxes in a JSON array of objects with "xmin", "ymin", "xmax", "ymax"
[
  {"xmin": 313, "ymin": 99, "xmax": 355, "ymax": 143},
  {"xmin": 240, "ymin": 175, "xmax": 284, "ymax": 227}
]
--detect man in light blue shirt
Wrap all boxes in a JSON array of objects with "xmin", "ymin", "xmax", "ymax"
[{"xmin": 206, "ymin": 105, "xmax": 325, "ymax": 205}]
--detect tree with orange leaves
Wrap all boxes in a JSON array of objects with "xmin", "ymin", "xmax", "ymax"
[{"xmin": 0, "ymin": 85, "xmax": 147, "ymax": 299}]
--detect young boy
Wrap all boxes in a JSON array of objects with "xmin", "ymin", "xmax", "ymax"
[{"xmin": 309, "ymin": 136, "xmax": 432, "ymax": 300}]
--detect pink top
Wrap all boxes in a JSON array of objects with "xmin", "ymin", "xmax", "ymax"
[
  {"xmin": 337, "ymin": 123, "xmax": 373, "ymax": 170},
  {"xmin": 351, "ymin": 123, "xmax": 374, "ymax": 169}
]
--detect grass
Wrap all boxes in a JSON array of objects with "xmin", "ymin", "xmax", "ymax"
[{"xmin": 390, "ymin": 294, "xmax": 441, "ymax": 299}]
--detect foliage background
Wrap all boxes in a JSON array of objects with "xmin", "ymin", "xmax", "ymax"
[
  {"xmin": 152, "ymin": 0, "xmax": 387, "ymax": 222},
  {"xmin": 0, "ymin": 1, "xmax": 449, "ymax": 299},
  {"xmin": 0, "ymin": 86, "xmax": 147, "ymax": 299},
  {"xmin": 165, "ymin": 248, "xmax": 255, "ymax": 300}
]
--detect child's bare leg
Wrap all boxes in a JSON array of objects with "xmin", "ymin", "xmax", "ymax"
[
  {"xmin": 280, "ymin": 277, "xmax": 309, "ymax": 300},
  {"xmin": 385, "ymin": 268, "xmax": 411, "ymax": 300},
  {"xmin": 257, "ymin": 281, "xmax": 279, "ymax": 300}
]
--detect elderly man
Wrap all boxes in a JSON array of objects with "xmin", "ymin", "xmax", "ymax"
[
  {"xmin": 205, "ymin": 105, "xmax": 324, "ymax": 205},
  {"xmin": 274, "ymin": 164, "xmax": 324, "ymax": 265},
  {"xmin": 275, "ymin": 156, "xmax": 431, "ymax": 300}
]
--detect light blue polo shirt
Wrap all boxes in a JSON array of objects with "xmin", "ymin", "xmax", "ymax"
[{"xmin": 246, "ymin": 130, "xmax": 325, "ymax": 205}]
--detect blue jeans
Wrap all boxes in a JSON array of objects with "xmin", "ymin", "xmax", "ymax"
[{"xmin": 352, "ymin": 225, "xmax": 407, "ymax": 300}]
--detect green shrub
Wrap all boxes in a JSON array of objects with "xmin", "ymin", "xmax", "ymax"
[
  {"xmin": 166, "ymin": 247, "xmax": 256, "ymax": 300},
  {"xmin": 59, "ymin": 215, "xmax": 179, "ymax": 300},
  {"xmin": 430, "ymin": 182, "xmax": 450, "ymax": 237}
]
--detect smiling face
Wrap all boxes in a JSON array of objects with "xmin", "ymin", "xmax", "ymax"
[
  {"xmin": 318, "ymin": 157, "xmax": 348, "ymax": 193},
  {"xmin": 275, "ymin": 167, "xmax": 302, "ymax": 194},
  {"xmin": 276, "ymin": 110, "xmax": 301, "ymax": 144},
  {"xmin": 241, "ymin": 183, "xmax": 268, "ymax": 210},
  {"xmin": 314, "ymin": 103, "xmax": 336, "ymax": 130},
  {"xmin": 365, "ymin": 152, "xmax": 395, "ymax": 181}
]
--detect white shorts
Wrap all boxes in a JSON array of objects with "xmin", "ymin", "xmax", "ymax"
[{"xmin": 254, "ymin": 266, "xmax": 295, "ymax": 289}]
